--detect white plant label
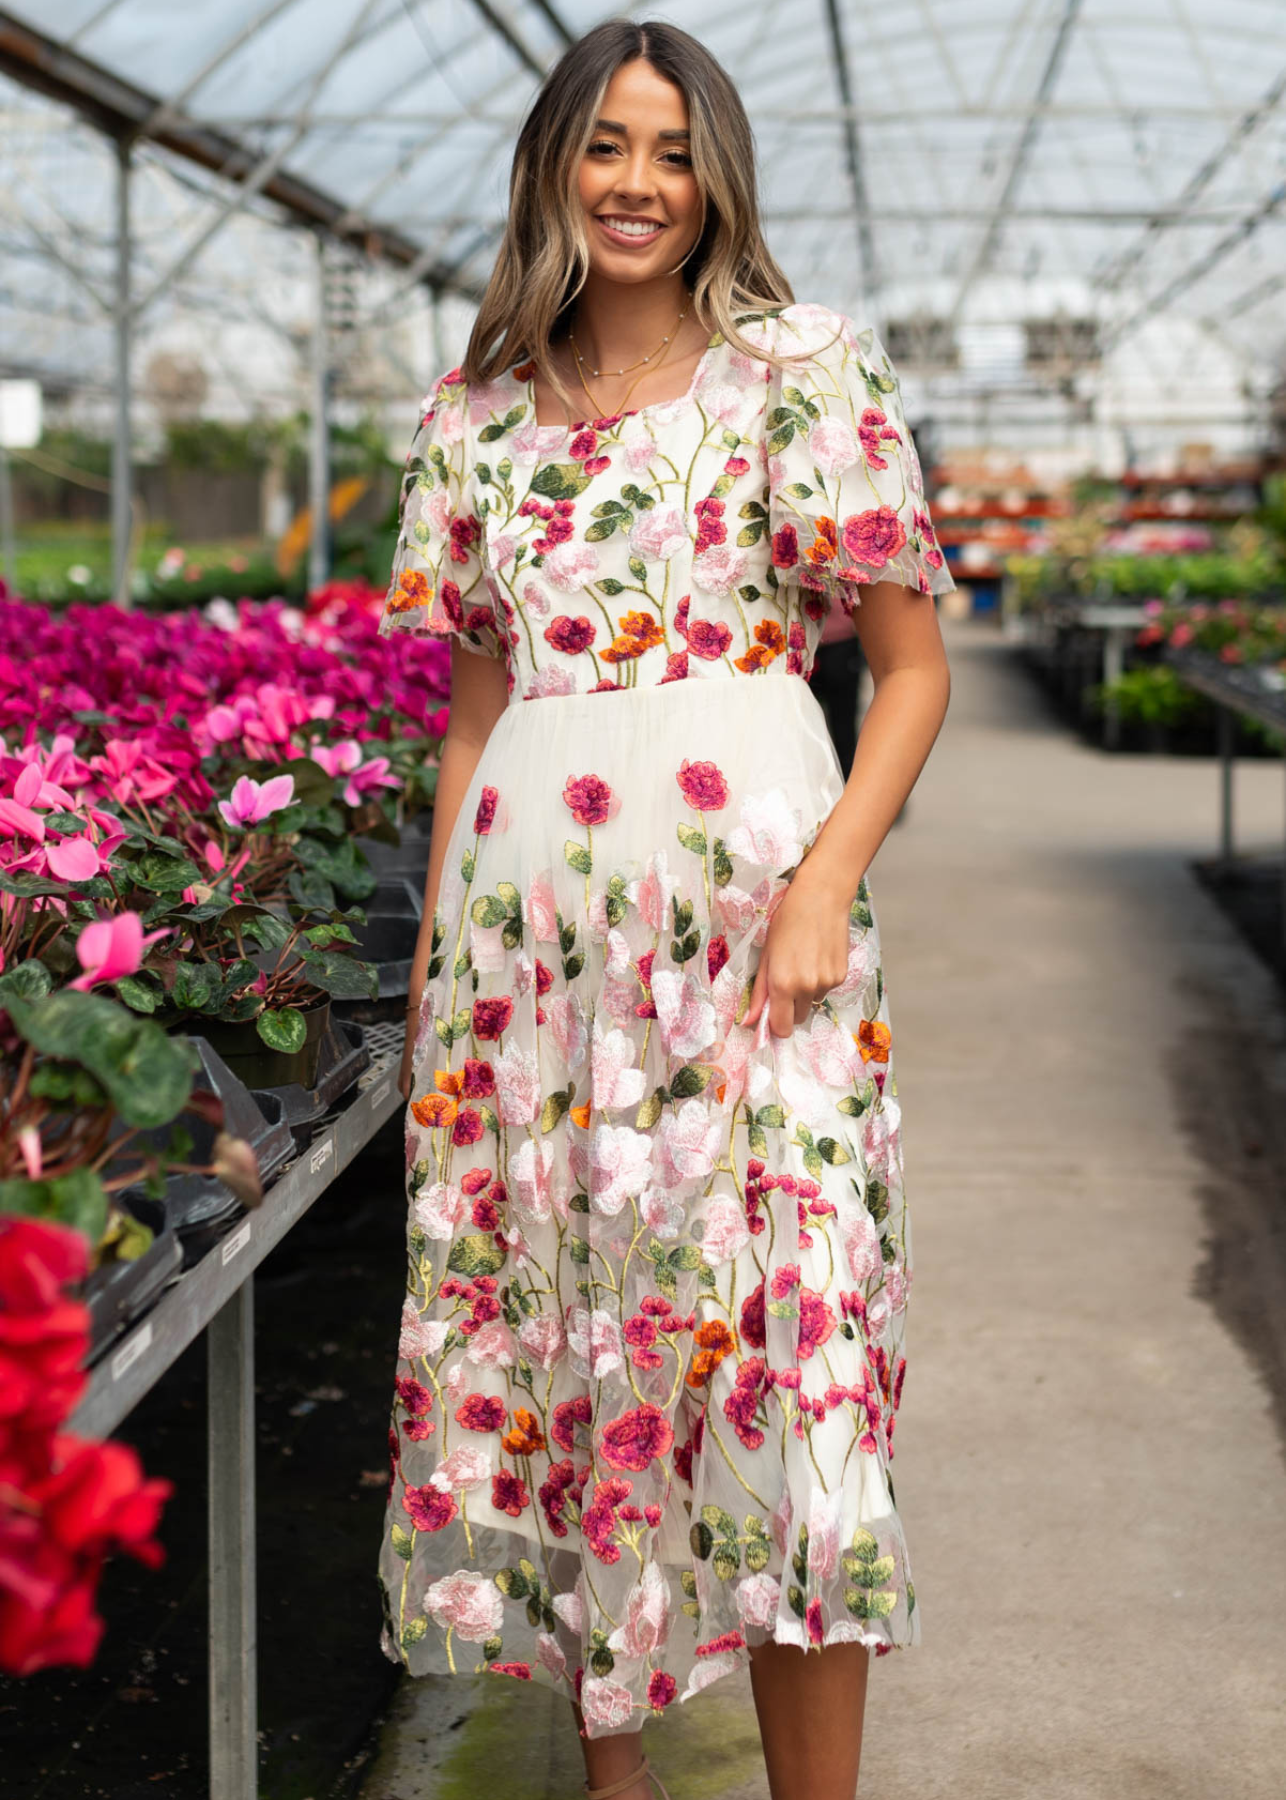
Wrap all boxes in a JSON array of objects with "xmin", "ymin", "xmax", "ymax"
[
  {"xmin": 111, "ymin": 1320, "xmax": 153, "ymax": 1381},
  {"xmin": 221, "ymin": 1220, "xmax": 252, "ymax": 1265},
  {"xmin": 310, "ymin": 1136, "xmax": 334, "ymax": 1175}
]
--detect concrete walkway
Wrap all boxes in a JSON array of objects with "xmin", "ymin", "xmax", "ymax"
[{"xmin": 358, "ymin": 624, "xmax": 1286, "ymax": 1800}]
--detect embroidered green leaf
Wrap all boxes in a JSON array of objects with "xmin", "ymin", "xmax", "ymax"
[
  {"xmin": 676, "ymin": 822, "xmax": 707, "ymax": 856},
  {"xmin": 476, "ymin": 422, "xmax": 506, "ymax": 442},
  {"xmin": 540, "ymin": 1085, "xmax": 573, "ymax": 1133},
  {"xmin": 783, "ymin": 482, "xmax": 814, "ymax": 499},
  {"xmin": 712, "ymin": 839, "xmax": 734, "ymax": 887},
  {"xmin": 755, "ymin": 1104, "xmax": 786, "ymax": 1129},
  {"xmin": 817, "ymin": 1136, "xmax": 850, "ymax": 1165},
  {"xmin": 529, "ymin": 461, "xmax": 593, "ymax": 500},
  {"xmin": 495, "ymin": 1565, "xmax": 530, "ymax": 1598},
  {"xmin": 702, "ymin": 1504, "xmax": 738, "ymax": 1539},
  {"xmin": 568, "ymin": 1235, "xmax": 590, "ymax": 1264},
  {"xmin": 738, "ymin": 584, "xmax": 762, "ymax": 603},
  {"xmin": 786, "ymin": 1584, "xmax": 806, "ymax": 1618},
  {"xmin": 767, "ymin": 1300, "xmax": 799, "ymax": 1320},
  {"xmin": 460, "ymin": 848, "xmax": 476, "ymax": 883},
  {"xmin": 669, "ymin": 1062, "xmax": 710, "ymax": 1098},
  {"xmin": 501, "ymin": 919, "xmax": 523, "ymax": 951},
  {"xmin": 597, "ymin": 577, "xmax": 625, "ymax": 595},
  {"xmin": 401, "ymin": 1615, "xmax": 428, "ymax": 1643},
  {"xmin": 866, "ymin": 1180, "xmax": 890, "ymax": 1225},
  {"xmin": 585, "ymin": 516, "xmax": 627, "ymax": 542},
  {"xmin": 712, "ymin": 1540, "xmax": 741, "ymax": 1581},
  {"xmin": 563, "ymin": 952, "xmax": 584, "ymax": 980},
  {"xmin": 689, "ymin": 1520, "xmax": 714, "ymax": 1560},
  {"xmin": 450, "ymin": 1006, "xmax": 472, "ymax": 1041},
  {"xmin": 390, "ymin": 1524, "xmax": 413, "ymax": 1562},
  {"xmin": 471, "ymin": 893, "xmax": 509, "ymax": 927},
  {"xmin": 564, "ymin": 838, "xmax": 592, "ymax": 875},
  {"xmin": 447, "ymin": 1233, "xmax": 506, "ymax": 1276},
  {"xmin": 667, "ymin": 1244, "xmax": 701, "ymax": 1272},
  {"xmin": 803, "ymin": 1147, "xmax": 824, "ymax": 1178},
  {"xmin": 736, "ymin": 522, "xmax": 766, "ymax": 547},
  {"xmin": 628, "ymin": 555, "xmax": 648, "ymax": 584},
  {"xmin": 844, "ymin": 1586, "xmax": 897, "ymax": 1620},
  {"xmin": 635, "ymin": 1088, "xmax": 666, "ymax": 1130},
  {"xmin": 837, "ymin": 1093, "xmax": 867, "ymax": 1117},
  {"xmin": 479, "ymin": 1104, "xmax": 500, "ymax": 1136},
  {"xmin": 680, "ymin": 1569, "xmax": 698, "ymax": 1598},
  {"xmin": 495, "ymin": 881, "xmax": 521, "ymax": 914}
]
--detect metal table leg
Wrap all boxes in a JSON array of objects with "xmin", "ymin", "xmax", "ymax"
[
  {"xmin": 1102, "ymin": 626, "xmax": 1125, "ymax": 750},
  {"xmin": 208, "ymin": 1280, "xmax": 257, "ymax": 1799},
  {"xmin": 1218, "ymin": 705, "xmax": 1235, "ymax": 870}
]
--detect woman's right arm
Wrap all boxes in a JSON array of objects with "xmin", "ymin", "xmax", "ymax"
[{"xmin": 399, "ymin": 646, "xmax": 510, "ymax": 1099}]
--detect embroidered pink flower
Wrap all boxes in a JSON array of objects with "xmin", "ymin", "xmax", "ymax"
[
  {"xmin": 809, "ymin": 416, "xmax": 860, "ymax": 475},
  {"xmin": 840, "ymin": 505, "xmax": 907, "ymax": 570},
  {"xmin": 424, "ymin": 1571, "xmax": 503, "ymax": 1641},
  {"xmin": 580, "ymin": 1676, "xmax": 635, "ymax": 1731},
  {"xmin": 735, "ymin": 1572, "xmax": 782, "ymax": 1630},
  {"xmin": 491, "ymin": 1470, "xmax": 530, "ymax": 1516},
  {"xmin": 402, "ymin": 1483, "xmax": 457, "ymax": 1533},
  {"xmin": 675, "ymin": 758, "xmax": 729, "ymax": 811},
  {"xmin": 545, "ymin": 615, "xmax": 596, "ymax": 654},
  {"xmin": 473, "ymin": 785, "xmax": 498, "ymax": 834},
  {"xmin": 685, "ymin": 617, "xmax": 733, "ymax": 659},
  {"xmin": 607, "ymin": 1562, "xmax": 671, "ymax": 1657},
  {"xmin": 455, "ymin": 1394, "xmax": 506, "ymax": 1432},
  {"xmin": 699, "ymin": 1192, "xmax": 750, "ymax": 1267},
  {"xmin": 518, "ymin": 1313, "xmax": 566, "ymax": 1371},
  {"xmin": 562, "ymin": 773, "xmax": 619, "ymax": 826},
  {"xmin": 598, "ymin": 1403, "xmax": 674, "ymax": 1472},
  {"xmin": 628, "ymin": 504, "xmax": 688, "ymax": 562},
  {"xmin": 471, "ymin": 996, "xmax": 513, "ymax": 1040},
  {"xmin": 582, "ymin": 1475, "xmax": 633, "ymax": 1563}
]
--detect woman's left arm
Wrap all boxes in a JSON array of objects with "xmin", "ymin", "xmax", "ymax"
[{"xmin": 742, "ymin": 582, "xmax": 950, "ymax": 1039}]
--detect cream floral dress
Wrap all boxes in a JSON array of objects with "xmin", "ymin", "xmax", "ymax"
[{"xmin": 375, "ymin": 303, "xmax": 955, "ymax": 1736}]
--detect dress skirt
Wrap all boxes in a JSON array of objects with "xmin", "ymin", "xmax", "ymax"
[{"xmin": 377, "ymin": 668, "xmax": 916, "ymax": 1735}]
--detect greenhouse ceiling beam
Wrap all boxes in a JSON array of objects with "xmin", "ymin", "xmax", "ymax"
[
  {"xmin": 186, "ymin": 100, "xmax": 1286, "ymax": 127},
  {"xmin": 823, "ymin": 0, "xmax": 876, "ymax": 319},
  {"xmin": 1101, "ymin": 174, "xmax": 1286, "ymax": 353},
  {"xmin": 527, "ymin": 0, "xmax": 574, "ymax": 44},
  {"xmin": 946, "ymin": 0, "xmax": 1083, "ymax": 322},
  {"xmin": 0, "ymin": 10, "xmax": 483, "ymax": 297},
  {"xmin": 131, "ymin": 0, "xmax": 387, "ymax": 317},
  {"xmin": 140, "ymin": 0, "xmax": 305, "ymax": 140},
  {"xmin": 1097, "ymin": 60, "xmax": 1286, "ymax": 295},
  {"xmin": 464, "ymin": 0, "xmax": 548, "ymax": 78}
]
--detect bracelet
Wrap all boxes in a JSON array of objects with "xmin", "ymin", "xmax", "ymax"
[{"xmin": 405, "ymin": 997, "xmax": 423, "ymax": 1013}]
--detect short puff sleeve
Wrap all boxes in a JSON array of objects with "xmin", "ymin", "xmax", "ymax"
[
  {"xmin": 765, "ymin": 304, "xmax": 956, "ymax": 617},
  {"xmin": 378, "ymin": 371, "xmax": 504, "ymax": 659}
]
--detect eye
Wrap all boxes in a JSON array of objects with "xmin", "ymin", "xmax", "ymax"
[
  {"xmin": 587, "ymin": 139, "xmax": 620, "ymax": 157},
  {"xmin": 661, "ymin": 150, "xmax": 693, "ymax": 168}
]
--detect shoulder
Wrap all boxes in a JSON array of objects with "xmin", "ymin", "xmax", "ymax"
[{"xmin": 414, "ymin": 365, "xmax": 523, "ymax": 450}]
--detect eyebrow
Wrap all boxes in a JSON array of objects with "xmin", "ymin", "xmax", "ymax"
[{"xmin": 594, "ymin": 117, "xmax": 690, "ymax": 142}]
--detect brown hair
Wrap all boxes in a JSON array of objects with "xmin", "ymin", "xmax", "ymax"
[{"xmin": 461, "ymin": 17, "xmax": 795, "ymax": 398}]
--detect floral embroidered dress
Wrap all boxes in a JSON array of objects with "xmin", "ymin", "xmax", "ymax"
[{"xmin": 375, "ymin": 302, "xmax": 956, "ymax": 1736}]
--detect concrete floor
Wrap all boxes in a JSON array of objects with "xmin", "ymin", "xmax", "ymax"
[{"xmin": 358, "ymin": 624, "xmax": 1286, "ymax": 1800}]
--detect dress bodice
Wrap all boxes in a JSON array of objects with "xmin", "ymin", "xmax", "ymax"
[{"xmin": 379, "ymin": 303, "xmax": 956, "ymax": 703}]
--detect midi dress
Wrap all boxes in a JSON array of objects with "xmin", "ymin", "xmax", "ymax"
[{"xmin": 375, "ymin": 301, "xmax": 956, "ymax": 1738}]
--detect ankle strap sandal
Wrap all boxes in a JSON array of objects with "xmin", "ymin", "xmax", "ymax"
[{"xmin": 585, "ymin": 1756, "xmax": 672, "ymax": 1800}]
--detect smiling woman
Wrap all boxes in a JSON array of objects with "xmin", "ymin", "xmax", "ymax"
[{"xmin": 377, "ymin": 18, "xmax": 953, "ymax": 1800}]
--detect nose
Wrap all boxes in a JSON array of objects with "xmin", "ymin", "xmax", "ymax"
[{"xmin": 613, "ymin": 146, "xmax": 658, "ymax": 204}]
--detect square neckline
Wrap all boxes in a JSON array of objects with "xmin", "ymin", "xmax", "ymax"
[{"xmin": 517, "ymin": 330, "xmax": 724, "ymax": 436}]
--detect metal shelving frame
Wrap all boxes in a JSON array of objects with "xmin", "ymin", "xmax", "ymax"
[{"xmin": 67, "ymin": 1032, "xmax": 404, "ymax": 1800}]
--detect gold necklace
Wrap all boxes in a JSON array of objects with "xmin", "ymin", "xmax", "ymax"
[
  {"xmin": 572, "ymin": 315, "xmax": 683, "ymax": 422},
  {"xmin": 570, "ymin": 299, "xmax": 688, "ymax": 379}
]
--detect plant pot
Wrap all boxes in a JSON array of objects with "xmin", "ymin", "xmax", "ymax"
[
  {"xmin": 200, "ymin": 994, "xmax": 332, "ymax": 1090},
  {"xmin": 83, "ymin": 1192, "xmax": 184, "ymax": 1363}
]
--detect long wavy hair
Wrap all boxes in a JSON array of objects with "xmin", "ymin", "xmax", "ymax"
[{"xmin": 461, "ymin": 17, "xmax": 795, "ymax": 400}]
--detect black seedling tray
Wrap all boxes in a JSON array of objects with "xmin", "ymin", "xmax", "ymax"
[{"xmin": 84, "ymin": 1192, "xmax": 184, "ymax": 1365}]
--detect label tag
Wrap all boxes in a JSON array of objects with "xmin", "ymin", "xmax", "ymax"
[
  {"xmin": 368, "ymin": 1077, "xmax": 391, "ymax": 1110},
  {"xmin": 221, "ymin": 1219, "xmax": 252, "ymax": 1265},
  {"xmin": 309, "ymin": 1136, "xmax": 334, "ymax": 1176},
  {"xmin": 111, "ymin": 1320, "xmax": 153, "ymax": 1381}
]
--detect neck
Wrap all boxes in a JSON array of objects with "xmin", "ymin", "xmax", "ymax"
[{"xmin": 570, "ymin": 271, "xmax": 691, "ymax": 369}]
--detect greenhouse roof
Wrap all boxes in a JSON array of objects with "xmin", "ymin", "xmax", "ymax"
[{"xmin": 1, "ymin": 0, "xmax": 1285, "ymax": 408}]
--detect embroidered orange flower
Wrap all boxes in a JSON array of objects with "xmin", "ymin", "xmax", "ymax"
[
  {"xmin": 501, "ymin": 1407, "xmax": 547, "ymax": 1457},
  {"xmin": 807, "ymin": 517, "xmax": 839, "ymax": 566},
  {"xmin": 569, "ymin": 1099, "xmax": 592, "ymax": 1128},
  {"xmin": 434, "ymin": 1067, "xmax": 465, "ymax": 1096},
  {"xmin": 410, "ymin": 1092, "xmax": 458, "ymax": 1128},
  {"xmin": 855, "ymin": 1020, "xmax": 891, "ymax": 1064},
  {"xmin": 685, "ymin": 1319, "xmax": 738, "ymax": 1388},
  {"xmin": 601, "ymin": 610, "xmax": 664, "ymax": 663}
]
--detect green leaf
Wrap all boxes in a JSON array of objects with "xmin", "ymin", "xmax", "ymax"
[
  {"xmin": 476, "ymin": 421, "xmax": 505, "ymax": 442},
  {"xmin": 689, "ymin": 1520, "xmax": 714, "ymax": 1560},
  {"xmin": 172, "ymin": 960, "xmax": 226, "ymax": 1013},
  {"xmin": 114, "ymin": 974, "xmax": 160, "ymax": 1014},
  {"xmin": 786, "ymin": 1584, "xmax": 806, "ymax": 1619},
  {"xmin": 0, "ymin": 1167, "xmax": 108, "ymax": 1239},
  {"xmin": 450, "ymin": 1006, "xmax": 472, "ymax": 1041},
  {"xmin": 5, "ymin": 990, "xmax": 196, "ymax": 1129},
  {"xmin": 755, "ymin": 1104, "xmax": 786, "ymax": 1129},
  {"xmin": 668, "ymin": 1063, "xmax": 709, "ymax": 1098},
  {"xmin": 471, "ymin": 894, "xmax": 509, "ymax": 928},
  {"xmin": 447, "ymin": 1233, "xmax": 507, "ymax": 1276},
  {"xmin": 628, "ymin": 556, "xmax": 648, "ymax": 584},
  {"xmin": 495, "ymin": 1566, "xmax": 530, "ymax": 1599},
  {"xmin": 766, "ymin": 423, "xmax": 796, "ymax": 456},
  {"xmin": 0, "ymin": 960, "xmax": 53, "ymax": 1006},
  {"xmin": 529, "ymin": 462, "xmax": 592, "ymax": 501},
  {"xmin": 402, "ymin": 1615, "xmax": 428, "ymax": 1644},
  {"xmin": 585, "ymin": 517, "xmax": 625, "ymax": 542},
  {"xmin": 702, "ymin": 1503, "xmax": 738, "ymax": 1539},
  {"xmin": 390, "ymin": 1523, "xmax": 414, "ymax": 1562},
  {"xmin": 300, "ymin": 947, "xmax": 378, "ymax": 1001},
  {"xmin": 568, "ymin": 1235, "xmax": 590, "ymax": 1265},
  {"xmin": 256, "ymin": 1007, "xmax": 307, "ymax": 1053},
  {"xmin": 634, "ymin": 1088, "xmax": 665, "ymax": 1130},
  {"xmin": 667, "ymin": 1244, "xmax": 701, "ymax": 1272},
  {"xmin": 784, "ymin": 482, "xmax": 814, "ymax": 499},
  {"xmin": 130, "ymin": 850, "xmax": 202, "ymax": 893},
  {"xmin": 676, "ymin": 822, "xmax": 707, "ymax": 856},
  {"xmin": 495, "ymin": 881, "xmax": 521, "ymax": 915},
  {"xmin": 596, "ymin": 578, "xmax": 625, "ymax": 596},
  {"xmin": 564, "ymin": 839, "xmax": 592, "ymax": 875},
  {"xmin": 540, "ymin": 1085, "xmax": 573, "ymax": 1133}
]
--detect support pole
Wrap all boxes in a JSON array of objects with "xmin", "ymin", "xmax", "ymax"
[
  {"xmin": 1217, "ymin": 704, "xmax": 1235, "ymax": 869},
  {"xmin": 208, "ymin": 1280, "xmax": 257, "ymax": 1800},
  {"xmin": 429, "ymin": 284, "xmax": 446, "ymax": 379},
  {"xmin": 112, "ymin": 139, "xmax": 133, "ymax": 608},
  {"xmin": 308, "ymin": 231, "xmax": 330, "ymax": 595},
  {"xmin": 0, "ymin": 444, "xmax": 15, "ymax": 595}
]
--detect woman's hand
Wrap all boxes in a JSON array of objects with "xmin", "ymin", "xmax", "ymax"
[{"xmin": 742, "ymin": 866, "xmax": 853, "ymax": 1038}]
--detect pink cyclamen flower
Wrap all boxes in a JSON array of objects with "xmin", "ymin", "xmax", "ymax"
[
  {"xmin": 217, "ymin": 773, "xmax": 295, "ymax": 830},
  {"xmin": 70, "ymin": 912, "xmax": 167, "ymax": 992}
]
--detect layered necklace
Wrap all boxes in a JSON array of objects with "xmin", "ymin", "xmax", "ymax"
[{"xmin": 567, "ymin": 293, "xmax": 690, "ymax": 420}]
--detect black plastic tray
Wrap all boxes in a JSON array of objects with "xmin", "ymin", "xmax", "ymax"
[
  {"xmin": 254, "ymin": 1018, "xmax": 370, "ymax": 1153},
  {"xmin": 84, "ymin": 1192, "xmax": 184, "ymax": 1365}
]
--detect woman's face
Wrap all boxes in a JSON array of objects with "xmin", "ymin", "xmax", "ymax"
[{"xmin": 576, "ymin": 58, "xmax": 704, "ymax": 286}]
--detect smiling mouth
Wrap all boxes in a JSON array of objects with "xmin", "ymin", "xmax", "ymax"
[{"xmin": 597, "ymin": 215, "xmax": 665, "ymax": 240}]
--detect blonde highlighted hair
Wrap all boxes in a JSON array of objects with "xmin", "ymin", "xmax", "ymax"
[{"xmin": 462, "ymin": 17, "xmax": 796, "ymax": 396}]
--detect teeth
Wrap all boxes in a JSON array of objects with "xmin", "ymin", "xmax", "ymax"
[{"xmin": 603, "ymin": 217, "xmax": 662, "ymax": 237}]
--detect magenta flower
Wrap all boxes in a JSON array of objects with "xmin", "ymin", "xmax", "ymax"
[
  {"xmin": 70, "ymin": 912, "xmax": 167, "ymax": 992},
  {"xmin": 840, "ymin": 505, "xmax": 908, "ymax": 570},
  {"xmin": 562, "ymin": 773, "xmax": 618, "ymax": 827},
  {"xmin": 598, "ymin": 1403, "xmax": 675, "ymax": 1473},
  {"xmin": 217, "ymin": 773, "xmax": 295, "ymax": 830},
  {"xmin": 675, "ymin": 758, "xmax": 729, "ymax": 811}
]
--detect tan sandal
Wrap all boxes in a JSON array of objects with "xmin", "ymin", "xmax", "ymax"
[{"xmin": 585, "ymin": 1756, "xmax": 672, "ymax": 1800}]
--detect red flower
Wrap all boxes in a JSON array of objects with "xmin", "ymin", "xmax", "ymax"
[
  {"xmin": 771, "ymin": 523, "xmax": 799, "ymax": 569},
  {"xmin": 797, "ymin": 1288, "xmax": 837, "ymax": 1359},
  {"xmin": 707, "ymin": 934, "xmax": 729, "ymax": 982},
  {"xmin": 648, "ymin": 1670, "xmax": 678, "ymax": 1708},
  {"xmin": 582, "ymin": 1475, "xmax": 633, "ymax": 1564},
  {"xmin": 562, "ymin": 773, "xmax": 617, "ymax": 827},
  {"xmin": 739, "ymin": 1281, "xmax": 766, "ymax": 1349},
  {"xmin": 550, "ymin": 1393, "xmax": 592, "ymax": 1452},
  {"xmin": 806, "ymin": 1599, "xmax": 825, "ymax": 1645},
  {"xmin": 489, "ymin": 1659, "xmax": 533, "ymax": 1678},
  {"xmin": 568, "ymin": 428, "xmax": 598, "ymax": 462},
  {"xmin": 402, "ymin": 1483, "xmax": 457, "ymax": 1532},
  {"xmin": 491, "ymin": 1470, "xmax": 530, "ymax": 1517},
  {"xmin": 685, "ymin": 618, "xmax": 732, "ymax": 660},
  {"xmin": 675, "ymin": 758, "xmax": 729, "ymax": 812},
  {"xmin": 598, "ymin": 1403, "xmax": 674, "ymax": 1472},
  {"xmin": 452, "ymin": 1106, "xmax": 484, "ymax": 1146},
  {"xmin": 695, "ymin": 1629, "xmax": 746, "ymax": 1657},
  {"xmin": 840, "ymin": 506, "xmax": 907, "ymax": 570},
  {"xmin": 471, "ymin": 997, "xmax": 513, "ymax": 1041},
  {"xmin": 448, "ymin": 514, "xmax": 480, "ymax": 564},
  {"xmin": 546, "ymin": 615, "xmax": 596, "ymax": 655},
  {"xmin": 396, "ymin": 1377, "xmax": 434, "ymax": 1417},
  {"xmin": 473, "ymin": 785, "xmax": 498, "ymax": 834},
  {"xmin": 455, "ymin": 1394, "xmax": 506, "ymax": 1432}
]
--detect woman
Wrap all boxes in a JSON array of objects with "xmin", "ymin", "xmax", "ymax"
[{"xmin": 377, "ymin": 19, "xmax": 953, "ymax": 1800}]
